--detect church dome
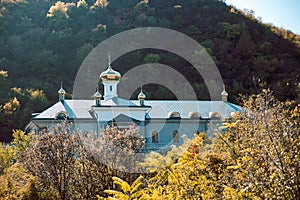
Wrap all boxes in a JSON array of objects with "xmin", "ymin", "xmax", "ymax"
[
  {"xmin": 221, "ymin": 89, "xmax": 228, "ymax": 96},
  {"xmin": 57, "ymin": 88, "xmax": 66, "ymax": 95},
  {"xmin": 58, "ymin": 83, "xmax": 66, "ymax": 101},
  {"xmin": 94, "ymin": 90, "xmax": 102, "ymax": 99},
  {"xmin": 100, "ymin": 65, "xmax": 121, "ymax": 81},
  {"xmin": 138, "ymin": 86, "xmax": 146, "ymax": 100},
  {"xmin": 221, "ymin": 85, "xmax": 228, "ymax": 102},
  {"xmin": 138, "ymin": 90, "xmax": 146, "ymax": 100},
  {"xmin": 221, "ymin": 85, "xmax": 228, "ymax": 96},
  {"xmin": 58, "ymin": 87, "xmax": 66, "ymax": 95}
]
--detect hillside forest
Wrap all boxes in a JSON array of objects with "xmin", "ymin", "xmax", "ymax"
[{"xmin": 1, "ymin": 0, "xmax": 300, "ymax": 141}]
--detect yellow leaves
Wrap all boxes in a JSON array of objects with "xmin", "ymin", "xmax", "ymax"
[
  {"xmin": 141, "ymin": 151, "xmax": 174, "ymax": 172},
  {"xmin": 198, "ymin": 163, "xmax": 206, "ymax": 170},
  {"xmin": 10, "ymin": 87, "xmax": 22, "ymax": 94},
  {"xmin": 11, "ymin": 130, "xmax": 35, "ymax": 153},
  {"xmin": 104, "ymin": 176, "xmax": 145, "ymax": 199},
  {"xmin": 26, "ymin": 89, "xmax": 47, "ymax": 101},
  {"xmin": 2, "ymin": 97, "xmax": 20, "ymax": 115},
  {"xmin": 222, "ymin": 186, "xmax": 256, "ymax": 200},
  {"xmin": 219, "ymin": 92, "xmax": 300, "ymax": 198},
  {"xmin": 28, "ymin": 89, "xmax": 42, "ymax": 98},
  {"xmin": 93, "ymin": 0, "xmax": 109, "ymax": 8},
  {"xmin": 289, "ymin": 105, "xmax": 300, "ymax": 125},
  {"xmin": 131, "ymin": 175, "xmax": 144, "ymax": 195},
  {"xmin": 241, "ymin": 156, "xmax": 247, "ymax": 162},
  {"xmin": 104, "ymin": 190, "xmax": 127, "ymax": 199},
  {"xmin": 221, "ymin": 120, "xmax": 243, "ymax": 133},
  {"xmin": 144, "ymin": 151, "xmax": 226, "ymax": 199},
  {"xmin": 0, "ymin": 70, "xmax": 8, "ymax": 78},
  {"xmin": 223, "ymin": 186, "xmax": 239, "ymax": 199},
  {"xmin": 222, "ymin": 122, "xmax": 233, "ymax": 129},
  {"xmin": 77, "ymin": 0, "xmax": 88, "ymax": 8},
  {"xmin": 269, "ymin": 173, "xmax": 276, "ymax": 180},
  {"xmin": 174, "ymin": 5, "xmax": 182, "ymax": 9},
  {"xmin": 227, "ymin": 164, "xmax": 240, "ymax": 170},
  {"xmin": 0, "ymin": 144, "xmax": 15, "ymax": 173},
  {"xmin": 47, "ymin": 1, "xmax": 68, "ymax": 18},
  {"xmin": 227, "ymin": 157, "xmax": 246, "ymax": 170},
  {"xmin": 0, "ymin": 163, "xmax": 37, "ymax": 200},
  {"xmin": 230, "ymin": 7, "xmax": 236, "ymax": 14},
  {"xmin": 112, "ymin": 176, "xmax": 131, "ymax": 193}
]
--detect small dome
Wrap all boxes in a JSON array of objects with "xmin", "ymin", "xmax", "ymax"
[
  {"xmin": 138, "ymin": 90, "xmax": 146, "ymax": 100},
  {"xmin": 94, "ymin": 90, "xmax": 102, "ymax": 99},
  {"xmin": 58, "ymin": 87, "xmax": 66, "ymax": 95},
  {"xmin": 138, "ymin": 85, "xmax": 146, "ymax": 100},
  {"xmin": 58, "ymin": 82, "xmax": 66, "ymax": 101},
  {"xmin": 100, "ymin": 65, "xmax": 121, "ymax": 81},
  {"xmin": 221, "ymin": 85, "xmax": 228, "ymax": 96},
  {"xmin": 221, "ymin": 90, "xmax": 228, "ymax": 96}
]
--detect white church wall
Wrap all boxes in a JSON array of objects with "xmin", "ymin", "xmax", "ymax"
[{"xmin": 143, "ymin": 119, "xmax": 209, "ymax": 151}]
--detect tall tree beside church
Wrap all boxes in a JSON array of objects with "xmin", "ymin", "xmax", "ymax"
[
  {"xmin": 215, "ymin": 90, "xmax": 300, "ymax": 199},
  {"xmin": 21, "ymin": 122, "xmax": 145, "ymax": 199}
]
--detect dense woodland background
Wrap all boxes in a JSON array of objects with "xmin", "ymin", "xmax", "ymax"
[{"xmin": 1, "ymin": 0, "xmax": 300, "ymax": 141}]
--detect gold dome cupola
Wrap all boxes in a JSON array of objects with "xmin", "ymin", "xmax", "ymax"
[
  {"xmin": 94, "ymin": 87, "xmax": 102, "ymax": 106},
  {"xmin": 100, "ymin": 65, "xmax": 121, "ymax": 81},
  {"xmin": 100, "ymin": 54, "xmax": 121, "ymax": 100},
  {"xmin": 221, "ymin": 85, "xmax": 228, "ymax": 102},
  {"xmin": 58, "ymin": 82, "xmax": 66, "ymax": 101},
  {"xmin": 138, "ymin": 85, "xmax": 146, "ymax": 106}
]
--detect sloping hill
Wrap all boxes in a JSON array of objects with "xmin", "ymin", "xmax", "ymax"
[{"xmin": 0, "ymin": 0, "xmax": 300, "ymax": 141}]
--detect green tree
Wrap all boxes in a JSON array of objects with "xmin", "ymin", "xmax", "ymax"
[{"xmin": 219, "ymin": 22, "xmax": 240, "ymax": 40}]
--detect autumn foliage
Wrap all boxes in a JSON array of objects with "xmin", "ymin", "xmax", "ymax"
[
  {"xmin": 0, "ymin": 91, "xmax": 299, "ymax": 199},
  {"xmin": 102, "ymin": 91, "xmax": 300, "ymax": 199}
]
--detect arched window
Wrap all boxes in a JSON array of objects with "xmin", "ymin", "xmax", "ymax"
[
  {"xmin": 168, "ymin": 112, "xmax": 181, "ymax": 118},
  {"xmin": 55, "ymin": 111, "xmax": 69, "ymax": 120},
  {"xmin": 189, "ymin": 112, "xmax": 201, "ymax": 119},
  {"xmin": 173, "ymin": 130, "xmax": 179, "ymax": 143},
  {"xmin": 209, "ymin": 112, "xmax": 221, "ymax": 119},
  {"xmin": 152, "ymin": 131, "xmax": 158, "ymax": 143}
]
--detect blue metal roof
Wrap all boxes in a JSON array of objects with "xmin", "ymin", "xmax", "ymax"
[
  {"xmin": 34, "ymin": 100, "xmax": 94, "ymax": 119},
  {"xmin": 101, "ymin": 97, "xmax": 139, "ymax": 106},
  {"xmin": 33, "ymin": 98, "xmax": 243, "ymax": 120},
  {"xmin": 132, "ymin": 100, "xmax": 243, "ymax": 119}
]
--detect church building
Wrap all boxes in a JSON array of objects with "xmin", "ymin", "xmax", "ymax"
[{"xmin": 27, "ymin": 62, "xmax": 242, "ymax": 152}]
